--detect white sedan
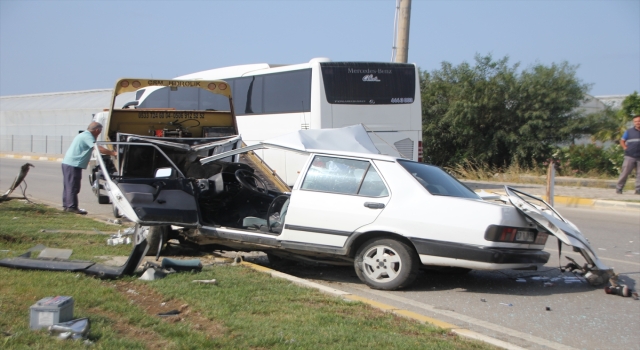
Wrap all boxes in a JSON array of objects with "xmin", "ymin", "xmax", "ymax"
[{"xmin": 97, "ymin": 125, "xmax": 613, "ymax": 290}]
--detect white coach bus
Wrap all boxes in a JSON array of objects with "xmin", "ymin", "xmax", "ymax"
[{"xmin": 131, "ymin": 58, "xmax": 422, "ymax": 185}]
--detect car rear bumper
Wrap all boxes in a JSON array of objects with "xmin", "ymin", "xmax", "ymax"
[{"xmin": 409, "ymin": 238, "xmax": 550, "ymax": 265}]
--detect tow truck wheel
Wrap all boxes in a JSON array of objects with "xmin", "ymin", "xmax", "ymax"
[
  {"xmin": 145, "ymin": 226, "xmax": 169, "ymax": 256},
  {"xmin": 92, "ymin": 170, "xmax": 110, "ymax": 204},
  {"xmin": 112, "ymin": 202, "xmax": 122, "ymax": 218},
  {"xmin": 354, "ymin": 238, "xmax": 419, "ymax": 291}
]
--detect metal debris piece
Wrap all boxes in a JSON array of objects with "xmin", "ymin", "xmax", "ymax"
[
  {"xmin": 1, "ymin": 163, "xmax": 34, "ymax": 202},
  {"xmin": 38, "ymin": 248, "xmax": 73, "ymax": 260},
  {"xmin": 499, "ymin": 303, "xmax": 513, "ymax": 306},
  {"xmin": 161, "ymin": 258, "xmax": 202, "ymax": 272},
  {"xmin": 48, "ymin": 318, "xmax": 90, "ymax": 340},
  {"xmin": 139, "ymin": 268, "xmax": 167, "ymax": 281},
  {"xmin": 106, "ymin": 228, "xmax": 135, "ymax": 246},
  {"xmin": 193, "ymin": 279, "xmax": 218, "ymax": 285},
  {"xmin": 158, "ymin": 310, "xmax": 180, "ymax": 317}
]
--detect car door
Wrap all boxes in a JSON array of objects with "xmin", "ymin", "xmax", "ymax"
[
  {"xmin": 280, "ymin": 155, "xmax": 391, "ymax": 247},
  {"xmin": 96, "ymin": 141, "xmax": 200, "ymax": 226}
]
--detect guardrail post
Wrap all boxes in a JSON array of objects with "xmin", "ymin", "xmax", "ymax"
[{"xmin": 46, "ymin": 135, "xmax": 48, "ymax": 154}]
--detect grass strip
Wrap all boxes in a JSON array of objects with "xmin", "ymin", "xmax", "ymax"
[{"xmin": 0, "ymin": 200, "xmax": 494, "ymax": 349}]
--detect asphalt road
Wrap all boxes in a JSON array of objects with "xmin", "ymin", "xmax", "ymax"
[
  {"xmin": 254, "ymin": 207, "xmax": 640, "ymax": 350},
  {"xmin": 1, "ymin": 157, "xmax": 115, "ymax": 220},
  {"xmin": 2, "ymin": 157, "xmax": 639, "ymax": 349}
]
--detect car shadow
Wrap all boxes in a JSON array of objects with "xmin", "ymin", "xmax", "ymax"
[{"xmin": 250, "ymin": 259, "xmax": 605, "ymax": 297}]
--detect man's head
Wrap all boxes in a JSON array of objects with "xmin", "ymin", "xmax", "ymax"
[
  {"xmin": 633, "ymin": 115, "xmax": 640, "ymax": 130},
  {"xmin": 88, "ymin": 122, "xmax": 103, "ymax": 138}
]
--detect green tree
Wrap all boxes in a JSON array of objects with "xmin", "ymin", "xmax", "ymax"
[
  {"xmin": 591, "ymin": 91, "xmax": 640, "ymax": 142},
  {"xmin": 421, "ymin": 54, "xmax": 591, "ymax": 169}
]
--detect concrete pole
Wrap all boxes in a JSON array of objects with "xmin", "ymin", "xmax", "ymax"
[{"xmin": 395, "ymin": 0, "xmax": 412, "ymax": 63}]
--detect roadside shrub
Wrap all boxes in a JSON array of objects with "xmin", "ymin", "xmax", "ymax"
[{"xmin": 555, "ymin": 144, "xmax": 623, "ymax": 177}]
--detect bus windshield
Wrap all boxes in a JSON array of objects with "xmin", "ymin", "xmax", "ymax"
[{"xmin": 320, "ymin": 62, "xmax": 416, "ymax": 105}]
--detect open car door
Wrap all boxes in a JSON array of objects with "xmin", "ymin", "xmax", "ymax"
[
  {"xmin": 96, "ymin": 141, "xmax": 201, "ymax": 226},
  {"xmin": 504, "ymin": 186, "xmax": 614, "ymax": 285}
]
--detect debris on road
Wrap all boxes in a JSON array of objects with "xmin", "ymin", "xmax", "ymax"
[
  {"xmin": 605, "ymin": 274, "xmax": 639, "ymax": 299},
  {"xmin": 139, "ymin": 267, "xmax": 169, "ymax": 281},
  {"xmin": 48, "ymin": 318, "xmax": 90, "ymax": 340},
  {"xmin": 158, "ymin": 310, "xmax": 181, "ymax": 317},
  {"xmin": 193, "ymin": 279, "xmax": 218, "ymax": 285},
  {"xmin": 1, "ymin": 163, "xmax": 34, "ymax": 202},
  {"xmin": 106, "ymin": 227, "xmax": 135, "ymax": 246},
  {"xmin": 162, "ymin": 258, "xmax": 202, "ymax": 272}
]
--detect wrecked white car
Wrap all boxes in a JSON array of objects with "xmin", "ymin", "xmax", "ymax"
[{"xmin": 89, "ymin": 125, "xmax": 613, "ymax": 290}]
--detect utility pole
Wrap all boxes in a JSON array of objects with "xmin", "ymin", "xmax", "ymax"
[{"xmin": 394, "ymin": 0, "xmax": 411, "ymax": 63}]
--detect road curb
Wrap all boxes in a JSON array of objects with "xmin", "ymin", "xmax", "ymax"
[
  {"xmin": 0, "ymin": 153, "xmax": 63, "ymax": 162},
  {"xmin": 476, "ymin": 189, "xmax": 640, "ymax": 211},
  {"xmin": 240, "ymin": 260, "xmax": 525, "ymax": 350}
]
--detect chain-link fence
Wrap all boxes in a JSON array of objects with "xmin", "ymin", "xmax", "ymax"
[{"xmin": 0, "ymin": 135, "xmax": 75, "ymax": 155}]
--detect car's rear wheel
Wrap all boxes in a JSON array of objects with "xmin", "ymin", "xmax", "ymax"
[
  {"xmin": 354, "ymin": 238, "xmax": 419, "ymax": 290},
  {"xmin": 143, "ymin": 225, "xmax": 169, "ymax": 256}
]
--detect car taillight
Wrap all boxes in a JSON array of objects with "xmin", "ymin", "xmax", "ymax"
[
  {"xmin": 418, "ymin": 141, "xmax": 423, "ymax": 162},
  {"xmin": 534, "ymin": 232, "xmax": 549, "ymax": 245},
  {"xmin": 485, "ymin": 225, "xmax": 541, "ymax": 244}
]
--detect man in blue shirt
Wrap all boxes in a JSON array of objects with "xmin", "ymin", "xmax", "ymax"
[
  {"xmin": 616, "ymin": 114, "xmax": 640, "ymax": 195},
  {"xmin": 61, "ymin": 122, "xmax": 116, "ymax": 214}
]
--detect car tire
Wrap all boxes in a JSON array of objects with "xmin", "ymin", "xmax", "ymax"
[
  {"xmin": 354, "ymin": 238, "xmax": 419, "ymax": 290},
  {"xmin": 144, "ymin": 225, "xmax": 168, "ymax": 256}
]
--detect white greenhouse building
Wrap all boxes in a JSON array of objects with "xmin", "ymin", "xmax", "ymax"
[
  {"xmin": 0, "ymin": 88, "xmax": 630, "ymax": 156},
  {"xmin": 0, "ymin": 89, "xmax": 112, "ymax": 154}
]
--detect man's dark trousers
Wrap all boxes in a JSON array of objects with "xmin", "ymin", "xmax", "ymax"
[{"xmin": 62, "ymin": 163, "xmax": 82, "ymax": 209}]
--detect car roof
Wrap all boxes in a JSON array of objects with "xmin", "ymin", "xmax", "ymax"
[{"xmin": 201, "ymin": 124, "xmax": 405, "ymax": 165}]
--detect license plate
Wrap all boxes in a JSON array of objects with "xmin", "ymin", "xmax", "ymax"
[{"xmin": 515, "ymin": 230, "xmax": 535, "ymax": 243}]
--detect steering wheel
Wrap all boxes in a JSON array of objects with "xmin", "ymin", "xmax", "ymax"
[
  {"xmin": 266, "ymin": 195, "xmax": 290, "ymax": 233},
  {"xmin": 234, "ymin": 169, "xmax": 268, "ymax": 194}
]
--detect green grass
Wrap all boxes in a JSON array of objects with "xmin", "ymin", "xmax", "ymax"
[{"xmin": 0, "ymin": 200, "xmax": 495, "ymax": 349}]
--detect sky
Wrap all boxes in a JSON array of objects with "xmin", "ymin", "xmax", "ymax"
[{"xmin": 0, "ymin": 0, "xmax": 638, "ymax": 97}]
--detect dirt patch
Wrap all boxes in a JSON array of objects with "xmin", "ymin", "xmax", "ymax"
[
  {"xmin": 114, "ymin": 281, "xmax": 226, "ymax": 339},
  {"xmin": 86, "ymin": 306, "xmax": 170, "ymax": 349},
  {"xmin": 0, "ymin": 234, "xmax": 17, "ymax": 243}
]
